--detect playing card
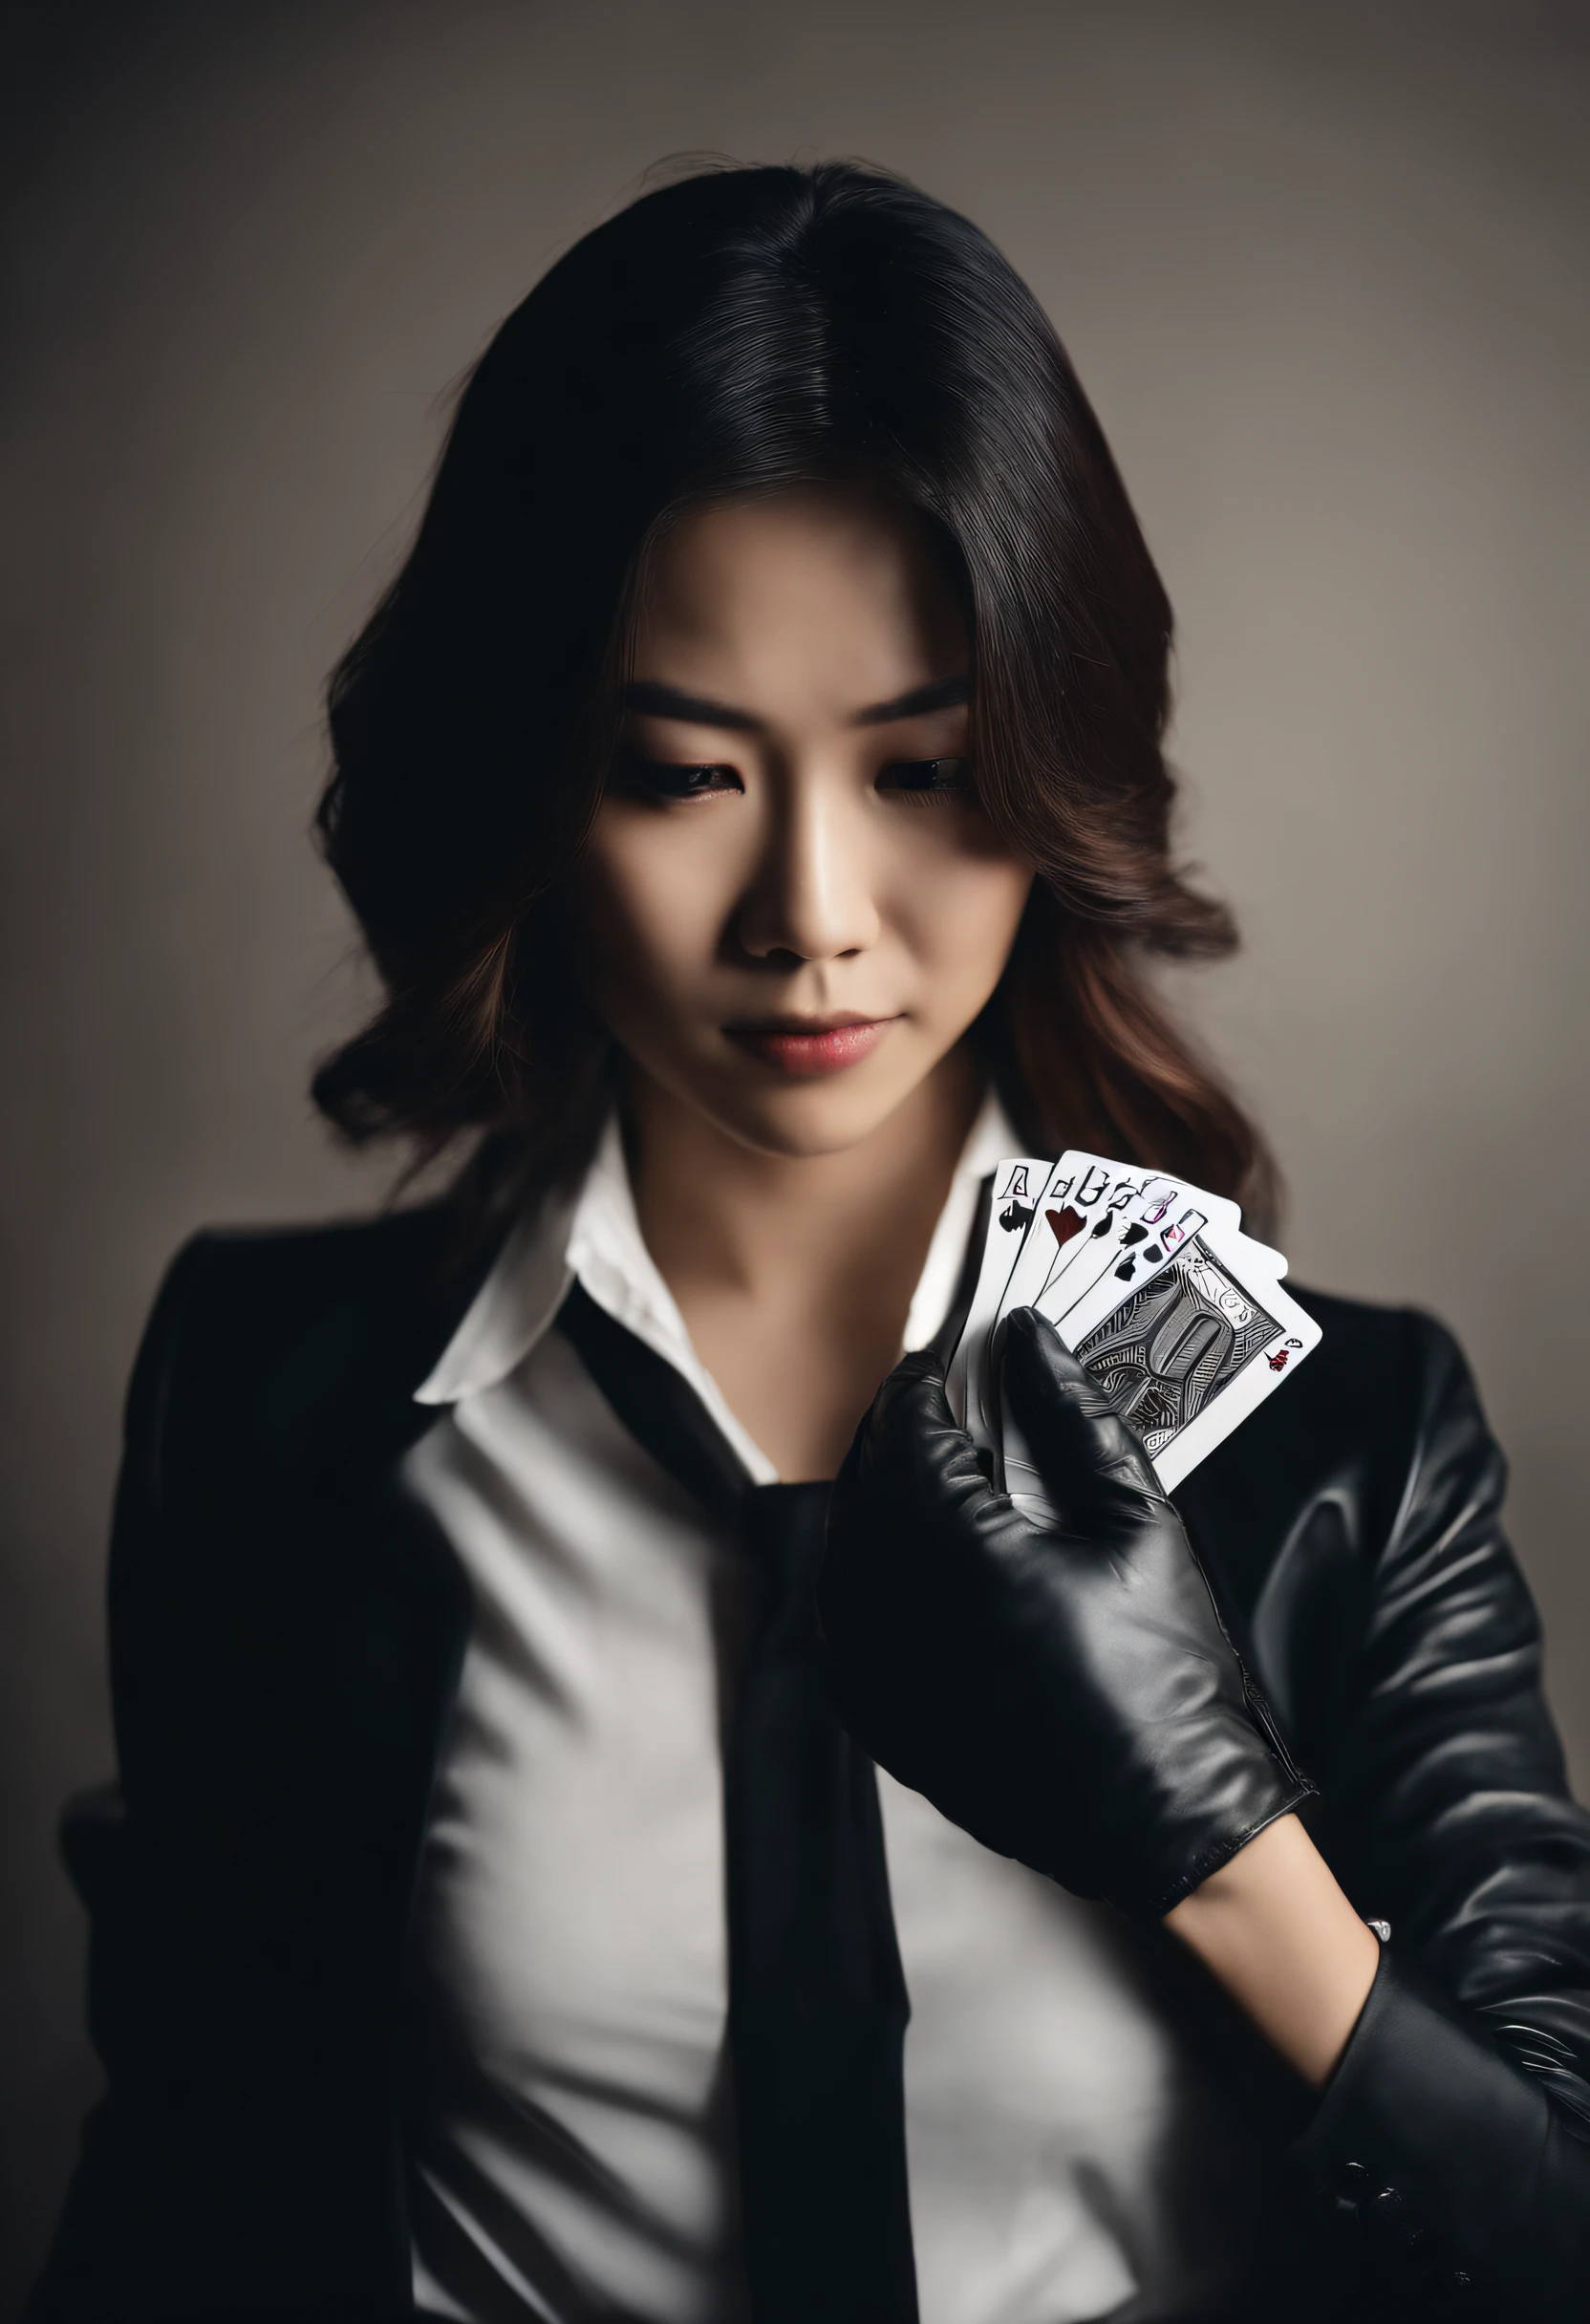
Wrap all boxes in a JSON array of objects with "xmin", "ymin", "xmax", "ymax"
[
  {"xmin": 985, "ymin": 1154, "xmax": 1235, "ymax": 1486},
  {"xmin": 1050, "ymin": 1198, "xmax": 1287, "ymax": 1350},
  {"xmin": 945, "ymin": 1155, "xmax": 1049, "ymax": 1457},
  {"xmin": 991, "ymin": 1151, "xmax": 1153, "ymax": 1346},
  {"xmin": 1074, "ymin": 1218, "xmax": 1321, "ymax": 1490},
  {"xmin": 1000, "ymin": 1216, "xmax": 1321, "ymax": 1517},
  {"xmin": 1029, "ymin": 1172, "xmax": 1233, "ymax": 1335}
]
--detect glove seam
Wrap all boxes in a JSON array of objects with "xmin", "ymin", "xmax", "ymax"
[{"xmin": 1140, "ymin": 1780, "xmax": 1319, "ymax": 1921}]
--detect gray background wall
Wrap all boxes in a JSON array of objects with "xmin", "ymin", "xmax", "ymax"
[{"xmin": 2, "ymin": 0, "xmax": 1586, "ymax": 2303}]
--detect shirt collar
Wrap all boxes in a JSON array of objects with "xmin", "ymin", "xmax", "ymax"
[{"xmin": 414, "ymin": 1085, "xmax": 1021, "ymax": 1474}]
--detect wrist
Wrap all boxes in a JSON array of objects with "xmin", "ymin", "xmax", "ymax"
[{"xmin": 1165, "ymin": 1813, "xmax": 1382, "ymax": 2086}]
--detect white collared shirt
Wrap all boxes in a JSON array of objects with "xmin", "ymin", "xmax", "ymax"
[{"xmin": 399, "ymin": 1093, "xmax": 1246, "ymax": 2324}]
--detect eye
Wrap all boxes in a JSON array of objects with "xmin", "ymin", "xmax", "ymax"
[
  {"xmin": 618, "ymin": 756, "xmax": 743, "ymax": 802},
  {"xmin": 877, "ymin": 755, "xmax": 973, "ymax": 803}
]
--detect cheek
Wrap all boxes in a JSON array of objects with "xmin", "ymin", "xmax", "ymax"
[
  {"xmin": 887, "ymin": 832, "xmax": 1033, "ymax": 1002},
  {"xmin": 571, "ymin": 819, "xmax": 731, "ymax": 989}
]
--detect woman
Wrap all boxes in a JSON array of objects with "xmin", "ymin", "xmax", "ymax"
[{"xmin": 32, "ymin": 162, "xmax": 1590, "ymax": 2324}]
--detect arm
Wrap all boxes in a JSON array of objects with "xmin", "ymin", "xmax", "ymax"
[
  {"xmin": 1277, "ymin": 1316, "xmax": 1590, "ymax": 2313},
  {"xmin": 34, "ymin": 1216, "xmax": 473, "ymax": 2320},
  {"xmin": 28, "ymin": 1236, "xmax": 212, "ymax": 2319},
  {"xmin": 1166, "ymin": 1810, "xmax": 1381, "ymax": 2086},
  {"xmin": 821, "ymin": 1309, "xmax": 1590, "ymax": 2320}
]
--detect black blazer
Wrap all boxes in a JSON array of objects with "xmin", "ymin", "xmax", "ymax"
[{"xmin": 28, "ymin": 1196, "xmax": 1590, "ymax": 2322}]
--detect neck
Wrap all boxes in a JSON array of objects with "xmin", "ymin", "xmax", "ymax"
[{"xmin": 627, "ymin": 1047, "xmax": 983, "ymax": 1342}]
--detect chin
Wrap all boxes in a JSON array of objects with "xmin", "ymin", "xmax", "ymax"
[{"xmin": 704, "ymin": 1063, "xmax": 930, "ymax": 1159}]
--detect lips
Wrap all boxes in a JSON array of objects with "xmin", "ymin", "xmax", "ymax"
[{"xmin": 724, "ymin": 1014, "xmax": 898, "ymax": 1077}]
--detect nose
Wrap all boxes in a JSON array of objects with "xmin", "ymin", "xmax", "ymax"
[{"xmin": 732, "ymin": 774, "xmax": 882, "ymax": 966}]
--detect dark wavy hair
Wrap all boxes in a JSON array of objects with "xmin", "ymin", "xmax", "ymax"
[{"xmin": 314, "ymin": 161, "xmax": 1274, "ymax": 1225}]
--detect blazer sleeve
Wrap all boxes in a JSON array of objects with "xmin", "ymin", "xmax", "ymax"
[
  {"xmin": 34, "ymin": 1207, "xmax": 470, "ymax": 2321},
  {"xmin": 29, "ymin": 1235, "xmax": 219, "ymax": 2319},
  {"xmin": 1292, "ymin": 1312, "xmax": 1590, "ymax": 2320}
]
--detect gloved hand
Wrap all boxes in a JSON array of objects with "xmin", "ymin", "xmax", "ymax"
[{"xmin": 819, "ymin": 1306, "xmax": 1314, "ymax": 1920}]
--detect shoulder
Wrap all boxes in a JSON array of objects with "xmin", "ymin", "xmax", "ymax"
[
  {"xmin": 1176, "ymin": 1282, "xmax": 1500, "ymax": 1610},
  {"xmin": 1280, "ymin": 1283, "xmax": 1494, "ymax": 1485},
  {"xmin": 145, "ymin": 1203, "xmax": 460, "ymax": 1341},
  {"xmin": 133, "ymin": 1203, "xmax": 450, "ymax": 1379},
  {"xmin": 121, "ymin": 1201, "xmax": 491, "ymax": 1496},
  {"xmin": 1246, "ymin": 1280, "xmax": 1485, "ymax": 1452}
]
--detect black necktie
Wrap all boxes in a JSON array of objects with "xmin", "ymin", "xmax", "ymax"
[{"xmin": 557, "ymin": 1281, "xmax": 919, "ymax": 2324}]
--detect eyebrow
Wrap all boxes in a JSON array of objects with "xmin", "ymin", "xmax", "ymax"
[
  {"xmin": 619, "ymin": 672, "xmax": 970, "ymax": 731},
  {"xmin": 853, "ymin": 673, "xmax": 971, "ymax": 725}
]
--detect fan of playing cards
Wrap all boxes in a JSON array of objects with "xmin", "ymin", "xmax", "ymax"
[{"xmin": 945, "ymin": 1152, "xmax": 1321, "ymax": 1513}]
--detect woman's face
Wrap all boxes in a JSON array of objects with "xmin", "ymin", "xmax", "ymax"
[{"xmin": 570, "ymin": 485, "xmax": 1034, "ymax": 1157}]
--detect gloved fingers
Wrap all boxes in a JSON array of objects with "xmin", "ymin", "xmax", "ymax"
[
  {"xmin": 849, "ymin": 1345, "xmax": 997, "ymax": 1510},
  {"xmin": 1000, "ymin": 1306, "xmax": 1166, "ymax": 1508}
]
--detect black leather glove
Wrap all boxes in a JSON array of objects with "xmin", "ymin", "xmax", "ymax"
[{"xmin": 819, "ymin": 1306, "xmax": 1315, "ymax": 1919}]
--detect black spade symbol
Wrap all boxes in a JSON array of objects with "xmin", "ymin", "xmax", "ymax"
[
  {"xmin": 999, "ymin": 1198, "xmax": 1035, "ymax": 1233},
  {"xmin": 1090, "ymin": 1213, "xmax": 1112, "ymax": 1238},
  {"xmin": 1115, "ymin": 1256, "xmax": 1138, "ymax": 1281},
  {"xmin": 1120, "ymin": 1223, "xmax": 1149, "ymax": 1247}
]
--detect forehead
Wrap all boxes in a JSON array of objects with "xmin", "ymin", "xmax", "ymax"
[{"xmin": 630, "ymin": 486, "xmax": 967, "ymax": 719}]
